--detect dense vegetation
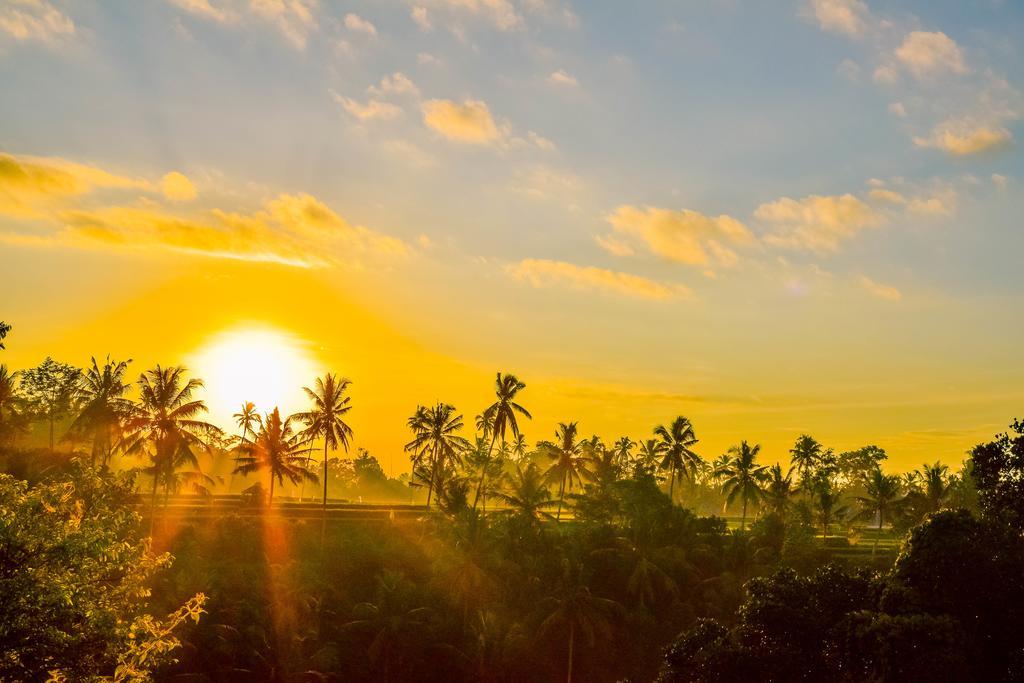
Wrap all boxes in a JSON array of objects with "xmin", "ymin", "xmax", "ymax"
[{"xmin": 1, "ymin": 323, "xmax": 1021, "ymax": 681}]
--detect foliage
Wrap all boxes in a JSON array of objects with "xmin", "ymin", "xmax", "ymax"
[
  {"xmin": 970, "ymin": 418, "xmax": 1024, "ymax": 527},
  {"xmin": 18, "ymin": 357, "xmax": 81, "ymax": 450},
  {"xmin": 0, "ymin": 464, "xmax": 202, "ymax": 681}
]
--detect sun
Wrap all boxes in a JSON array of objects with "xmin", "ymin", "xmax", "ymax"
[{"xmin": 188, "ymin": 326, "xmax": 320, "ymax": 432}]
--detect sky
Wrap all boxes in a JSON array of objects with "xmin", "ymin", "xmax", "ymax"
[{"xmin": 1, "ymin": 0, "xmax": 1022, "ymax": 474}]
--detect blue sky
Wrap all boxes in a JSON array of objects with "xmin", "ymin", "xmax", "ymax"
[{"xmin": 1, "ymin": 0, "xmax": 1022, "ymax": 468}]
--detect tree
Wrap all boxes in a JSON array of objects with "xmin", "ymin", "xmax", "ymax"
[
  {"xmin": 18, "ymin": 357, "xmax": 81, "ymax": 450},
  {"xmin": 970, "ymin": 418, "xmax": 1024, "ymax": 527},
  {"xmin": 714, "ymin": 441, "xmax": 767, "ymax": 530},
  {"xmin": 473, "ymin": 372, "xmax": 531, "ymax": 511},
  {"xmin": 119, "ymin": 365, "xmax": 221, "ymax": 531},
  {"xmin": 498, "ymin": 461, "xmax": 557, "ymax": 527},
  {"xmin": 762, "ymin": 464, "xmax": 796, "ymax": 518},
  {"xmin": 634, "ymin": 438, "xmax": 665, "ymax": 478},
  {"xmin": 789, "ymin": 434, "xmax": 823, "ymax": 482},
  {"xmin": 543, "ymin": 422, "xmax": 590, "ymax": 521},
  {"xmin": 613, "ymin": 436, "xmax": 635, "ymax": 466},
  {"xmin": 908, "ymin": 461, "xmax": 951, "ymax": 518},
  {"xmin": 808, "ymin": 472, "xmax": 847, "ymax": 540},
  {"xmin": 232, "ymin": 407, "xmax": 317, "ymax": 504},
  {"xmin": 294, "ymin": 374, "xmax": 353, "ymax": 511},
  {"xmin": 654, "ymin": 416, "xmax": 701, "ymax": 504},
  {"xmin": 855, "ymin": 467, "xmax": 903, "ymax": 554},
  {"xmin": 0, "ymin": 465, "xmax": 205, "ymax": 681},
  {"xmin": 0, "ymin": 320, "xmax": 9, "ymax": 349},
  {"xmin": 836, "ymin": 445, "xmax": 887, "ymax": 486},
  {"xmin": 67, "ymin": 356, "xmax": 134, "ymax": 468},
  {"xmin": 538, "ymin": 578, "xmax": 622, "ymax": 683},
  {"xmin": 0, "ymin": 364, "xmax": 18, "ymax": 444},
  {"xmin": 404, "ymin": 402, "xmax": 469, "ymax": 507}
]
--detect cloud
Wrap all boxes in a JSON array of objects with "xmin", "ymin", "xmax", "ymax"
[
  {"xmin": 417, "ymin": 51, "xmax": 441, "ymax": 65},
  {"xmin": 805, "ymin": 0, "xmax": 869, "ymax": 37},
  {"xmin": 168, "ymin": 0, "xmax": 232, "ymax": 23},
  {"xmin": 161, "ymin": 171, "xmax": 197, "ymax": 201},
  {"xmin": 433, "ymin": 0, "xmax": 522, "ymax": 31},
  {"xmin": 344, "ymin": 12, "xmax": 377, "ymax": 37},
  {"xmin": 411, "ymin": 6, "xmax": 431, "ymax": 31},
  {"xmin": 992, "ymin": 173, "xmax": 1008, "ymax": 190},
  {"xmin": 756, "ymin": 193, "xmax": 882, "ymax": 252},
  {"xmin": 421, "ymin": 99, "xmax": 502, "ymax": 144},
  {"xmin": 868, "ymin": 188, "xmax": 906, "ymax": 204},
  {"xmin": 250, "ymin": 0, "xmax": 317, "ymax": 49},
  {"xmin": 0, "ymin": 153, "xmax": 149, "ymax": 217},
  {"xmin": 506, "ymin": 258, "xmax": 689, "ymax": 300},
  {"xmin": 895, "ymin": 31, "xmax": 968, "ymax": 79},
  {"xmin": 0, "ymin": 0, "xmax": 75, "ymax": 43},
  {"xmin": 509, "ymin": 165, "xmax": 581, "ymax": 202},
  {"xmin": 331, "ymin": 91, "xmax": 401, "ymax": 121},
  {"xmin": 5, "ymin": 192, "xmax": 408, "ymax": 268},
  {"xmin": 907, "ymin": 191, "xmax": 955, "ymax": 217},
  {"xmin": 860, "ymin": 275, "xmax": 902, "ymax": 301},
  {"xmin": 382, "ymin": 139, "xmax": 437, "ymax": 168},
  {"xmin": 913, "ymin": 120, "xmax": 1013, "ymax": 156},
  {"xmin": 367, "ymin": 72, "xmax": 419, "ymax": 99},
  {"xmin": 594, "ymin": 234, "xmax": 634, "ymax": 257},
  {"xmin": 836, "ymin": 58, "xmax": 861, "ymax": 81},
  {"xmin": 606, "ymin": 205, "xmax": 753, "ymax": 267},
  {"xmin": 547, "ymin": 69, "xmax": 578, "ymax": 88},
  {"xmin": 888, "ymin": 102, "xmax": 907, "ymax": 118}
]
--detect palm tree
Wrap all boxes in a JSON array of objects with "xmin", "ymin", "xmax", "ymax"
[
  {"xmin": 855, "ymin": 467, "xmax": 904, "ymax": 554},
  {"xmin": 0, "ymin": 365, "xmax": 19, "ymax": 444},
  {"xmin": 404, "ymin": 402, "xmax": 469, "ymax": 507},
  {"xmin": 68, "ymin": 356, "xmax": 134, "ymax": 468},
  {"xmin": 633, "ymin": 438, "xmax": 664, "ymax": 477},
  {"xmin": 538, "ymin": 576, "xmax": 622, "ymax": 683},
  {"xmin": 914, "ymin": 461, "xmax": 951, "ymax": 514},
  {"xmin": 294, "ymin": 374, "xmax": 353, "ymax": 511},
  {"xmin": 715, "ymin": 441, "xmax": 768, "ymax": 531},
  {"xmin": 472, "ymin": 372, "xmax": 531, "ymax": 511},
  {"xmin": 475, "ymin": 411, "xmax": 494, "ymax": 441},
  {"xmin": 511, "ymin": 432, "xmax": 529, "ymax": 463},
  {"xmin": 232, "ymin": 407, "xmax": 317, "ymax": 504},
  {"xmin": 498, "ymin": 462, "xmax": 557, "ymax": 526},
  {"xmin": 543, "ymin": 422, "xmax": 590, "ymax": 521},
  {"xmin": 119, "ymin": 365, "xmax": 221, "ymax": 533},
  {"xmin": 789, "ymin": 434, "xmax": 823, "ymax": 481},
  {"xmin": 808, "ymin": 472, "xmax": 847, "ymax": 541},
  {"xmin": 230, "ymin": 401, "xmax": 260, "ymax": 495},
  {"xmin": 612, "ymin": 436, "xmax": 635, "ymax": 466},
  {"xmin": 762, "ymin": 463, "xmax": 797, "ymax": 518},
  {"xmin": 653, "ymin": 416, "xmax": 701, "ymax": 503}
]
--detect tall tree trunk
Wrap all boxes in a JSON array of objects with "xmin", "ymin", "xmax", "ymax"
[
  {"xmin": 556, "ymin": 473, "xmax": 567, "ymax": 522},
  {"xmin": 566, "ymin": 621, "xmax": 575, "ymax": 683},
  {"xmin": 269, "ymin": 474, "xmax": 275, "ymax": 506},
  {"xmin": 149, "ymin": 469, "xmax": 159, "ymax": 537},
  {"xmin": 472, "ymin": 430, "xmax": 500, "ymax": 511},
  {"xmin": 321, "ymin": 440, "xmax": 329, "ymax": 546},
  {"xmin": 741, "ymin": 495, "xmax": 748, "ymax": 532},
  {"xmin": 668, "ymin": 462, "xmax": 676, "ymax": 503}
]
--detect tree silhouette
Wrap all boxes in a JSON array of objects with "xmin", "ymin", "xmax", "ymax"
[
  {"xmin": 67, "ymin": 356, "xmax": 133, "ymax": 468},
  {"xmin": 856, "ymin": 467, "xmax": 904, "ymax": 553},
  {"xmin": 405, "ymin": 402, "xmax": 469, "ymax": 507},
  {"xmin": 544, "ymin": 422, "xmax": 590, "ymax": 521},
  {"xmin": 497, "ymin": 461, "xmax": 557, "ymax": 527},
  {"xmin": 120, "ymin": 365, "xmax": 221, "ymax": 532},
  {"xmin": 762, "ymin": 463, "xmax": 797, "ymax": 518},
  {"xmin": 654, "ymin": 416, "xmax": 701, "ymax": 504},
  {"xmin": 538, "ymin": 570, "xmax": 622, "ymax": 683},
  {"xmin": 294, "ymin": 374, "xmax": 353, "ymax": 511},
  {"xmin": 0, "ymin": 321, "xmax": 10, "ymax": 350},
  {"xmin": 0, "ymin": 365, "xmax": 18, "ymax": 444},
  {"xmin": 232, "ymin": 407, "xmax": 316, "ymax": 504},
  {"xmin": 473, "ymin": 373, "xmax": 531, "ymax": 511},
  {"xmin": 715, "ymin": 441, "xmax": 768, "ymax": 530},
  {"xmin": 789, "ymin": 434, "xmax": 824, "ymax": 482},
  {"xmin": 18, "ymin": 357, "xmax": 81, "ymax": 451}
]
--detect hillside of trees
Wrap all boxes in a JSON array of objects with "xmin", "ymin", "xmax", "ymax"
[{"xmin": 1, "ymin": 323, "xmax": 1022, "ymax": 681}]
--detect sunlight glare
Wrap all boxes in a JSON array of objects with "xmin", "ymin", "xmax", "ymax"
[{"xmin": 189, "ymin": 326, "xmax": 319, "ymax": 433}]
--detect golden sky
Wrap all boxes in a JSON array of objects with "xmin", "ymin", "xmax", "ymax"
[{"xmin": 2, "ymin": 0, "xmax": 1023, "ymax": 472}]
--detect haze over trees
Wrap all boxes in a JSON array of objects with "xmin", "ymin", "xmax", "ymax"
[{"xmin": 0, "ymin": 330, "xmax": 1018, "ymax": 681}]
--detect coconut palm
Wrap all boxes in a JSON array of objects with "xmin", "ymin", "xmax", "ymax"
[
  {"xmin": 855, "ymin": 467, "xmax": 904, "ymax": 553},
  {"xmin": 405, "ymin": 402, "xmax": 470, "ymax": 507},
  {"xmin": 633, "ymin": 438, "xmax": 664, "ymax": 477},
  {"xmin": 789, "ymin": 434, "xmax": 824, "ymax": 481},
  {"xmin": 914, "ymin": 461, "xmax": 951, "ymax": 514},
  {"xmin": 808, "ymin": 472, "xmax": 848, "ymax": 541},
  {"xmin": 119, "ymin": 365, "xmax": 222, "ymax": 532},
  {"xmin": 538, "ymin": 575, "xmax": 622, "ymax": 683},
  {"xmin": 543, "ymin": 422, "xmax": 591, "ymax": 521},
  {"xmin": 612, "ymin": 436, "xmax": 635, "ymax": 466},
  {"xmin": 0, "ymin": 365, "xmax": 19, "ymax": 443},
  {"xmin": 511, "ymin": 432, "xmax": 529, "ymax": 463},
  {"xmin": 653, "ymin": 416, "xmax": 701, "ymax": 503},
  {"xmin": 472, "ymin": 372, "xmax": 531, "ymax": 511},
  {"xmin": 232, "ymin": 407, "xmax": 317, "ymax": 504},
  {"xmin": 762, "ymin": 463, "xmax": 797, "ymax": 518},
  {"xmin": 475, "ymin": 411, "xmax": 494, "ymax": 440},
  {"xmin": 293, "ymin": 374, "xmax": 353, "ymax": 511},
  {"xmin": 715, "ymin": 441, "xmax": 768, "ymax": 530},
  {"xmin": 498, "ymin": 462, "xmax": 557, "ymax": 526},
  {"xmin": 233, "ymin": 401, "xmax": 261, "ymax": 444},
  {"xmin": 67, "ymin": 356, "xmax": 134, "ymax": 468}
]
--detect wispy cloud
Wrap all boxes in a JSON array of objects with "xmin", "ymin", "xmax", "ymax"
[
  {"xmin": 604, "ymin": 205, "xmax": 753, "ymax": 267},
  {"xmin": 0, "ymin": 153, "xmax": 149, "ymax": 217},
  {"xmin": 756, "ymin": 193, "xmax": 883, "ymax": 252},
  {"xmin": 422, "ymin": 98, "xmax": 503, "ymax": 144},
  {"xmin": 859, "ymin": 274, "xmax": 902, "ymax": 301},
  {"xmin": 0, "ymin": 0, "xmax": 75, "ymax": 43},
  {"xmin": 506, "ymin": 258, "xmax": 690, "ymax": 300}
]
